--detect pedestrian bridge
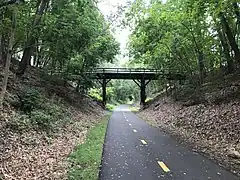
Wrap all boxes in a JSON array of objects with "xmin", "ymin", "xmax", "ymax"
[
  {"xmin": 90, "ymin": 68, "xmax": 185, "ymax": 80},
  {"xmin": 89, "ymin": 68, "xmax": 185, "ymax": 106}
]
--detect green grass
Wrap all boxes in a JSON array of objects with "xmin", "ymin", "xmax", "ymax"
[
  {"xmin": 105, "ymin": 103, "xmax": 116, "ymax": 111},
  {"xmin": 68, "ymin": 114, "xmax": 110, "ymax": 180},
  {"xmin": 145, "ymin": 97, "xmax": 154, "ymax": 103},
  {"xmin": 129, "ymin": 106, "xmax": 140, "ymax": 112}
]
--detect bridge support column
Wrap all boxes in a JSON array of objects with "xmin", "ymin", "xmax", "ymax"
[
  {"xmin": 133, "ymin": 78, "xmax": 152, "ymax": 105},
  {"xmin": 99, "ymin": 78, "xmax": 111, "ymax": 108},
  {"xmin": 140, "ymin": 79, "xmax": 146, "ymax": 105},
  {"xmin": 102, "ymin": 78, "xmax": 107, "ymax": 107}
]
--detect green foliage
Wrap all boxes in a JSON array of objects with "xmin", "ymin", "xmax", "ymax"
[
  {"xmin": 129, "ymin": 106, "xmax": 140, "ymax": 112},
  {"xmin": 68, "ymin": 114, "xmax": 110, "ymax": 180},
  {"xmin": 106, "ymin": 87, "xmax": 115, "ymax": 101},
  {"xmin": 0, "ymin": 0, "xmax": 119, "ymax": 85},
  {"xmin": 126, "ymin": 0, "xmax": 240, "ymax": 87},
  {"xmin": 30, "ymin": 110, "xmax": 54, "ymax": 130},
  {"xmin": 42, "ymin": 101, "xmax": 66, "ymax": 120},
  {"xmin": 30, "ymin": 100, "xmax": 68, "ymax": 131},
  {"xmin": 106, "ymin": 103, "xmax": 116, "ymax": 111},
  {"xmin": 18, "ymin": 88, "xmax": 42, "ymax": 113},
  {"xmin": 40, "ymin": 0, "xmax": 119, "ymax": 77},
  {"xmin": 145, "ymin": 97, "xmax": 153, "ymax": 103},
  {"xmin": 8, "ymin": 113, "xmax": 31, "ymax": 131},
  {"xmin": 109, "ymin": 80, "xmax": 139, "ymax": 103},
  {"xmin": 9, "ymin": 88, "xmax": 70, "ymax": 132},
  {"xmin": 88, "ymin": 88, "xmax": 102, "ymax": 101},
  {"xmin": 88, "ymin": 79, "xmax": 139, "ymax": 104}
]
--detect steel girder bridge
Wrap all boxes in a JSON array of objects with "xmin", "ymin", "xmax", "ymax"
[{"xmin": 89, "ymin": 68, "xmax": 185, "ymax": 106}]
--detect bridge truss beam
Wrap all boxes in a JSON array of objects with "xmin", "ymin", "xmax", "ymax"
[{"xmin": 92, "ymin": 68, "xmax": 186, "ymax": 108}]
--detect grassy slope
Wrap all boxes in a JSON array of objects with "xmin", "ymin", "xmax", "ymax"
[{"xmin": 68, "ymin": 114, "xmax": 110, "ymax": 180}]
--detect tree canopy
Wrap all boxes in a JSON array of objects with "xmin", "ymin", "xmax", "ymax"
[
  {"xmin": 127, "ymin": 0, "xmax": 240, "ymax": 84},
  {"xmin": 0, "ymin": 0, "xmax": 120, "ymax": 105},
  {"xmin": 0, "ymin": 0, "xmax": 119, "ymax": 75}
]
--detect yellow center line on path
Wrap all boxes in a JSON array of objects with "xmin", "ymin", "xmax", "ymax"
[
  {"xmin": 158, "ymin": 161, "xmax": 170, "ymax": 172},
  {"xmin": 133, "ymin": 129, "xmax": 137, "ymax": 133},
  {"xmin": 140, "ymin": 139, "xmax": 147, "ymax": 145}
]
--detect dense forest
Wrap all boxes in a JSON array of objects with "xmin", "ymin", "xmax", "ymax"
[
  {"xmin": 2, "ymin": 0, "xmax": 239, "ymax": 104},
  {"xmin": 127, "ymin": 0, "xmax": 240, "ymax": 85},
  {"xmin": 0, "ymin": 0, "xmax": 120, "ymax": 106}
]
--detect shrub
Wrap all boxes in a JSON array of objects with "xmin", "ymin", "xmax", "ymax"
[
  {"xmin": 106, "ymin": 103, "xmax": 115, "ymax": 111},
  {"xmin": 8, "ymin": 88, "xmax": 70, "ymax": 132},
  {"xmin": 88, "ymin": 88, "xmax": 102, "ymax": 101},
  {"xmin": 18, "ymin": 88, "xmax": 42, "ymax": 113},
  {"xmin": 8, "ymin": 94, "xmax": 21, "ymax": 108},
  {"xmin": 30, "ymin": 110, "xmax": 54, "ymax": 130},
  {"xmin": 42, "ymin": 102, "xmax": 65, "ymax": 120},
  {"xmin": 8, "ymin": 113, "xmax": 31, "ymax": 131},
  {"xmin": 145, "ymin": 97, "xmax": 153, "ymax": 103}
]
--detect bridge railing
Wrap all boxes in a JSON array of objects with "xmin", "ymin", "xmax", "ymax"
[
  {"xmin": 93, "ymin": 68, "xmax": 170, "ymax": 74},
  {"xmin": 49, "ymin": 68, "xmax": 185, "ymax": 78}
]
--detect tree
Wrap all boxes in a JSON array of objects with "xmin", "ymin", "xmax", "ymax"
[
  {"xmin": 126, "ymin": 0, "xmax": 240, "ymax": 87},
  {"xmin": 17, "ymin": 0, "xmax": 50, "ymax": 75},
  {"xmin": 0, "ymin": 5, "xmax": 16, "ymax": 107},
  {"xmin": 0, "ymin": 0, "xmax": 120, "ymax": 106}
]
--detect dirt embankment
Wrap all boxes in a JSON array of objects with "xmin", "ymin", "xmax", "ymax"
[
  {"xmin": 139, "ymin": 75, "xmax": 240, "ymax": 177},
  {"xmin": 0, "ymin": 66, "xmax": 105, "ymax": 179}
]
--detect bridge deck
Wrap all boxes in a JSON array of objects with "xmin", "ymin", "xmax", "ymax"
[{"xmin": 91, "ymin": 68, "xmax": 185, "ymax": 80}]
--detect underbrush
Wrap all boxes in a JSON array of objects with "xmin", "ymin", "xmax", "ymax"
[
  {"xmin": 6, "ymin": 87, "xmax": 71, "ymax": 133},
  {"xmin": 129, "ymin": 106, "xmax": 140, "ymax": 112},
  {"xmin": 171, "ymin": 72, "xmax": 240, "ymax": 105},
  {"xmin": 88, "ymin": 88, "xmax": 102, "ymax": 101},
  {"xmin": 105, "ymin": 101, "xmax": 120, "ymax": 111}
]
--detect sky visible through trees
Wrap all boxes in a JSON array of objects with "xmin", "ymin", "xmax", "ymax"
[{"xmin": 98, "ymin": 0, "xmax": 168, "ymax": 65}]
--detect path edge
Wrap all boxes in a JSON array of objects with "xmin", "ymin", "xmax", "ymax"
[{"xmin": 98, "ymin": 112, "xmax": 112, "ymax": 180}]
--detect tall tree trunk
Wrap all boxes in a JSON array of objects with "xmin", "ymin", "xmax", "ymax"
[
  {"xmin": 0, "ymin": 9, "xmax": 16, "ymax": 108},
  {"xmin": 220, "ymin": 12, "xmax": 240, "ymax": 64},
  {"xmin": 0, "ymin": 10, "xmax": 6, "ymax": 64},
  {"xmin": 181, "ymin": 23, "xmax": 205, "ymax": 84},
  {"xmin": 213, "ymin": 15, "xmax": 234, "ymax": 72},
  {"xmin": 1, "ymin": 36, "xmax": 7, "ymax": 65},
  {"xmin": 218, "ymin": 28, "xmax": 234, "ymax": 72},
  {"xmin": 33, "ymin": 39, "xmax": 39, "ymax": 67},
  {"xmin": 198, "ymin": 51, "xmax": 205, "ymax": 84},
  {"xmin": 219, "ymin": 43, "xmax": 224, "ymax": 68},
  {"xmin": 17, "ymin": 0, "xmax": 49, "ymax": 75},
  {"xmin": 18, "ymin": 38, "xmax": 34, "ymax": 72}
]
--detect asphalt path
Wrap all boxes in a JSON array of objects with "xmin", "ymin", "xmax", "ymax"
[{"xmin": 99, "ymin": 105, "xmax": 239, "ymax": 180}]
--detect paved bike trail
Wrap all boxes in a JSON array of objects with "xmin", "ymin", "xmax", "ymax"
[{"xmin": 99, "ymin": 105, "xmax": 239, "ymax": 180}]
